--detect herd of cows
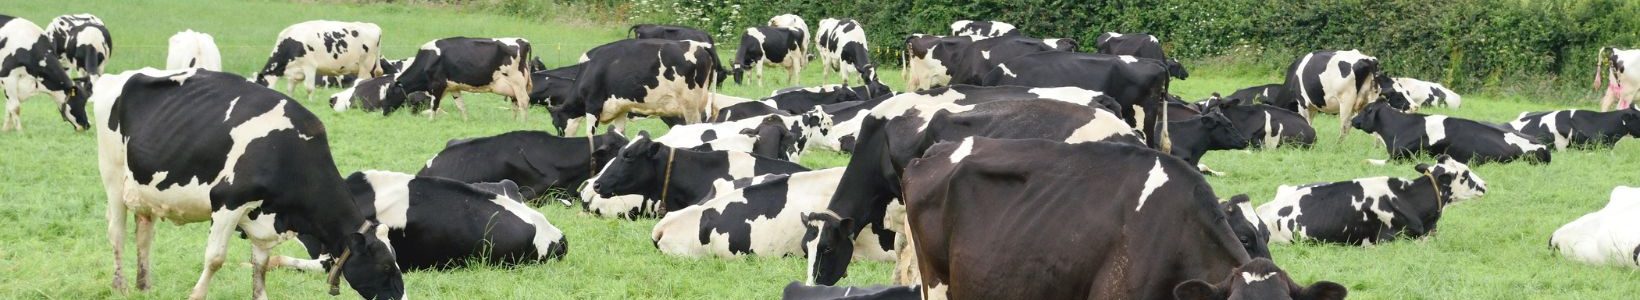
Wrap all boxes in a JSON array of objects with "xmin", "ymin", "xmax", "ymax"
[{"xmin": 3, "ymin": 9, "xmax": 1640, "ymax": 299}]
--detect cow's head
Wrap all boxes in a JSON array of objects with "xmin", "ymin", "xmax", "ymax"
[
  {"xmin": 382, "ymin": 85, "xmax": 428, "ymax": 117},
  {"xmin": 58, "ymin": 77, "xmax": 92, "ymax": 131},
  {"xmin": 1349, "ymin": 102, "xmax": 1396, "ymax": 134},
  {"xmin": 1173, "ymin": 258, "xmax": 1348, "ymax": 300},
  {"xmin": 1416, "ymin": 154, "xmax": 1488, "ymax": 202},
  {"xmin": 1201, "ymin": 110, "xmax": 1249, "ymax": 150},
  {"xmin": 1166, "ymin": 58, "xmax": 1191, "ymax": 80},
  {"xmin": 1375, "ymin": 75, "xmax": 1416, "ymax": 112},
  {"xmin": 1091, "ymin": 95, "xmax": 1124, "ymax": 116},
  {"xmin": 801, "ymin": 212, "xmax": 855, "ymax": 286},
  {"xmin": 1221, "ymin": 195, "xmax": 1271, "ymax": 259},
  {"xmin": 1621, "ymin": 104, "xmax": 1640, "ymax": 137},
  {"xmin": 336, "ymin": 222, "xmax": 406, "ymax": 300},
  {"xmin": 593, "ymin": 132, "xmax": 666, "ymax": 198},
  {"xmin": 741, "ymin": 116, "xmax": 800, "ymax": 160}
]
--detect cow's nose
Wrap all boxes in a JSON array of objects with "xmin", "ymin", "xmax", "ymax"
[{"xmin": 548, "ymin": 237, "xmax": 569, "ymax": 260}]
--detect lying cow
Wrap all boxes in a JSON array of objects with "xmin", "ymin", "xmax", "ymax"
[
  {"xmin": 92, "ymin": 68, "xmax": 403, "ymax": 299},
  {"xmin": 1222, "ymin": 195, "xmax": 1272, "ymax": 259},
  {"xmin": 329, "ymin": 76, "xmax": 404, "ymax": 112},
  {"xmin": 166, "ymin": 30, "xmax": 221, "ymax": 71},
  {"xmin": 816, "ymin": 19, "xmax": 878, "ymax": 86},
  {"xmin": 1381, "ymin": 76, "xmax": 1461, "ymax": 110},
  {"xmin": 1508, "ymin": 105, "xmax": 1640, "ymax": 150},
  {"xmin": 651, "ymin": 167, "xmax": 896, "ymax": 261},
  {"xmin": 1174, "ymin": 258, "xmax": 1348, "ymax": 300},
  {"xmin": 254, "ymin": 20, "xmax": 383, "ymax": 101},
  {"xmin": 390, "ymin": 37, "xmax": 534, "ymax": 121},
  {"xmin": 1353, "ymin": 101, "xmax": 1551, "ymax": 164},
  {"xmin": 1, "ymin": 15, "xmax": 90, "ymax": 132},
  {"xmin": 1550, "ymin": 186, "xmax": 1640, "ymax": 267},
  {"xmin": 655, "ymin": 114, "xmax": 821, "ymax": 162},
  {"xmin": 1271, "ymin": 50, "xmax": 1405, "ymax": 139},
  {"xmin": 782, "ymin": 282, "xmax": 919, "ymax": 300},
  {"xmin": 763, "ymin": 86, "xmax": 864, "ymax": 114},
  {"xmin": 590, "ymin": 134, "xmax": 810, "ymax": 217},
  {"xmin": 949, "ymin": 20, "xmax": 1016, "ymax": 38},
  {"xmin": 419, "ymin": 130, "xmax": 628, "ymax": 202},
  {"xmin": 1257, "ymin": 155, "xmax": 1488, "ymax": 245},
  {"xmin": 1095, "ymin": 32, "xmax": 1188, "ymax": 79},
  {"xmin": 1166, "ymin": 109, "xmax": 1248, "ymax": 173},
  {"xmin": 555, "ymin": 39, "xmax": 718, "ymax": 135},
  {"xmin": 734, "ymin": 26, "xmax": 807, "ymax": 87},
  {"xmin": 979, "ymin": 52, "xmax": 1174, "ymax": 147},
  {"xmin": 46, "ymin": 14, "xmax": 112, "ymax": 80},
  {"xmin": 1204, "ymin": 97, "xmax": 1316, "ymax": 149},
  {"xmin": 1227, "ymin": 83, "xmax": 1283, "ymax": 105},
  {"xmin": 274, "ymin": 171, "xmax": 567, "ymax": 271},
  {"xmin": 1596, "ymin": 47, "xmax": 1637, "ymax": 112}
]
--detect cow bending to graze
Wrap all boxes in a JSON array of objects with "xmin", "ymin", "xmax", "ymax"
[
  {"xmin": 166, "ymin": 30, "xmax": 221, "ymax": 71},
  {"xmin": 2, "ymin": 15, "xmax": 91, "ymax": 132},
  {"xmin": 734, "ymin": 26, "xmax": 806, "ymax": 87},
  {"xmin": 816, "ymin": 19, "xmax": 878, "ymax": 86},
  {"xmin": 273, "ymin": 171, "xmax": 566, "ymax": 271},
  {"xmin": 555, "ymin": 39, "xmax": 719, "ymax": 136},
  {"xmin": 1203, "ymin": 97, "xmax": 1316, "ymax": 149},
  {"xmin": 768, "ymin": 14, "xmax": 811, "ymax": 56},
  {"xmin": 782, "ymin": 282, "xmax": 919, "ymax": 300},
  {"xmin": 1381, "ymin": 76, "xmax": 1461, "ymax": 110},
  {"xmin": 978, "ymin": 51, "xmax": 1174, "ymax": 148},
  {"xmin": 1272, "ymin": 50, "xmax": 1403, "ymax": 139},
  {"xmin": 93, "ymin": 68, "xmax": 404, "ymax": 299},
  {"xmin": 903, "ymin": 137, "xmax": 1341, "ymax": 299},
  {"xmin": 1353, "ymin": 101, "xmax": 1551, "ymax": 164},
  {"xmin": 1257, "ymin": 155, "xmax": 1488, "ymax": 246},
  {"xmin": 527, "ymin": 63, "xmax": 581, "ymax": 110},
  {"xmin": 1095, "ymin": 32, "xmax": 1188, "ymax": 80},
  {"xmin": 254, "ymin": 20, "xmax": 383, "ymax": 102},
  {"xmin": 651, "ymin": 167, "xmax": 895, "ymax": 261},
  {"xmin": 389, "ymin": 37, "xmax": 534, "ymax": 121},
  {"xmin": 903, "ymin": 34, "xmax": 976, "ymax": 91},
  {"xmin": 419, "ymin": 130, "xmax": 628, "ymax": 202},
  {"xmin": 329, "ymin": 76, "xmax": 404, "ymax": 112},
  {"xmin": 949, "ymin": 20, "xmax": 1016, "ymax": 38},
  {"xmin": 46, "ymin": 14, "xmax": 112, "ymax": 80},
  {"xmin": 1597, "ymin": 48, "xmax": 1638, "ymax": 112},
  {"xmin": 1551, "ymin": 186, "xmax": 1640, "ymax": 267},
  {"xmin": 1508, "ymin": 105, "xmax": 1640, "ymax": 150},
  {"xmin": 949, "ymin": 35, "xmax": 1073, "ymax": 86},
  {"xmin": 589, "ymin": 133, "xmax": 810, "ymax": 217}
]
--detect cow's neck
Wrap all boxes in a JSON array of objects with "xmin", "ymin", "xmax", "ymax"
[
  {"xmin": 1403, "ymin": 176, "xmax": 1450, "ymax": 227},
  {"xmin": 1377, "ymin": 110, "xmax": 1423, "ymax": 144},
  {"xmin": 655, "ymin": 149, "xmax": 727, "ymax": 209}
]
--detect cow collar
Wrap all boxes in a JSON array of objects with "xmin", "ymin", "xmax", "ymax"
[
  {"xmin": 658, "ymin": 146, "xmax": 677, "ymax": 215},
  {"xmin": 1421, "ymin": 171, "xmax": 1444, "ymax": 211},
  {"xmin": 326, "ymin": 222, "xmax": 371, "ymax": 295}
]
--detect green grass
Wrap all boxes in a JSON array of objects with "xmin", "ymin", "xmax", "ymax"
[{"xmin": 1, "ymin": 0, "xmax": 1637, "ymax": 299}]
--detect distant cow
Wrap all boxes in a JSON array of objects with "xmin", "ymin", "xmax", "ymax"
[
  {"xmin": 1551, "ymin": 186, "xmax": 1640, "ymax": 267},
  {"xmin": 1203, "ymin": 97, "xmax": 1317, "ymax": 149},
  {"xmin": 1271, "ymin": 50, "xmax": 1401, "ymax": 138},
  {"xmin": 590, "ymin": 134, "xmax": 810, "ymax": 217},
  {"xmin": 1095, "ymin": 32, "xmax": 1188, "ymax": 80},
  {"xmin": 628, "ymin": 24, "xmax": 727, "ymax": 86},
  {"xmin": 1381, "ymin": 76, "xmax": 1461, "ymax": 110},
  {"xmin": 902, "ymin": 34, "xmax": 976, "ymax": 91},
  {"xmin": 554, "ymin": 39, "xmax": 719, "ymax": 136},
  {"xmin": 656, "ymin": 114, "xmax": 824, "ymax": 162},
  {"xmin": 1257, "ymin": 155, "xmax": 1488, "ymax": 246},
  {"xmin": 328, "ymin": 76, "xmax": 404, "ymax": 112},
  {"xmin": 46, "ymin": 14, "xmax": 112, "ymax": 80},
  {"xmin": 1509, "ymin": 105, "xmax": 1640, "ymax": 150},
  {"xmin": 165, "ymin": 30, "xmax": 221, "ymax": 71},
  {"xmin": 782, "ymin": 282, "xmax": 918, "ymax": 300},
  {"xmin": 1353, "ymin": 102, "xmax": 1551, "ymax": 164},
  {"xmin": 418, "ymin": 131, "xmax": 628, "ymax": 202},
  {"xmin": 389, "ymin": 37, "xmax": 534, "ymax": 121},
  {"xmin": 92, "ymin": 68, "xmax": 403, "ymax": 299},
  {"xmin": 1227, "ymin": 83, "xmax": 1283, "ymax": 105},
  {"xmin": 651, "ymin": 167, "xmax": 896, "ymax": 261},
  {"xmin": 816, "ymin": 19, "xmax": 878, "ymax": 86},
  {"xmin": 948, "ymin": 35, "xmax": 1074, "ymax": 86},
  {"xmin": 1165, "ymin": 109, "xmax": 1248, "ymax": 173},
  {"xmin": 768, "ymin": 14, "xmax": 811, "ymax": 57},
  {"xmin": 1596, "ymin": 47, "xmax": 1638, "ymax": 112},
  {"xmin": 762, "ymin": 86, "xmax": 863, "ymax": 114},
  {"xmin": 979, "ymin": 51, "xmax": 1175, "ymax": 148},
  {"xmin": 254, "ymin": 20, "xmax": 383, "ymax": 101},
  {"xmin": 734, "ymin": 26, "xmax": 807, "ymax": 86},
  {"xmin": 948, "ymin": 20, "xmax": 1016, "ymax": 38},
  {"xmin": 274, "ymin": 171, "xmax": 567, "ymax": 271},
  {"xmin": 2, "ymin": 15, "xmax": 90, "ymax": 132}
]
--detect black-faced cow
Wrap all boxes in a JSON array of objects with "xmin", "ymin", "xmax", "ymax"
[
  {"xmin": 590, "ymin": 134, "xmax": 810, "ymax": 217},
  {"xmin": 92, "ymin": 68, "xmax": 403, "ymax": 299},
  {"xmin": 948, "ymin": 20, "xmax": 1016, "ymax": 38},
  {"xmin": 418, "ymin": 130, "xmax": 628, "ymax": 202},
  {"xmin": 388, "ymin": 37, "xmax": 533, "ymax": 121},
  {"xmin": 328, "ymin": 76, "xmax": 405, "ymax": 112},
  {"xmin": 768, "ymin": 14, "xmax": 811, "ymax": 56},
  {"xmin": 1204, "ymin": 97, "xmax": 1317, "ymax": 149},
  {"xmin": 1222, "ymin": 195, "xmax": 1272, "ymax": 259},
  {"xmin": 254, "ymin": 20, "xmax": 383, "ymax": 101},
  {"xmin": 1173, "ymin": 258, "xmax": 1348, "ymax": 300},
  {"xmin": 166, "ymin": 30, "xmax": 221, "ymax": 71},
  {"xmin": 273, "ymin": 171, "xmax": 567, "ymax": 271},
  {"xmin": 782, "ymin": 282, "xmax": 919, "ymax": 300},
  {"xmin": 1380, "ymin": 76, "xmax": 1461, "ymax": 111},
  {"xmin": 627, "ymin": 24, "xmax": 728, "ymax": 87},
  {"xmin": 1166, "ymin": 109, "xmax": 1248, "ymax": 173},
  {"xmin": 1509, "ymin": 105, "xmax": 1640, "ymax": 150},
  {"xmin": 1, "ymin": 15, "xmax": 90, "ymax": 132},
  {"xmin": 1095, "ymin": 32, "xmax": 1188, "ymax": 80},
  {"xmin": 651, "ymin": 167, "xmax": 896, "ymax": 261},
  {"xmin": 816, "ymin": 19, "xmax": 878, "ymax": 86},
  {"xmin": 524, "ymin": 62, "xmax": 581, "ymax": 111},
  {"xmin": 902, "ymin": 137, "xmax": 1338, "ymax": 299},
  {"xmin": 1353, "ymin": 102, "xmax": 1551, "ymax": 164},
  {"xmin": 948, "ymin": 35, "xmax": 1074, "ymax": 86},
  {"xmin": 46, "ymin": 14, "xmax": 112, "ymax": 80},
  {"xmin": 978, "ymin": 51, "xmax": 1174, "ymax": 149},
  {"xmin": 1226, "ymin": 83, "xmax": 1283, "ymax": 106},
  {"xmin": 1271, "ymin": 50, "xmax": 1397, "ymax": 138},
  {"xmin": 734, "ymin": 26, "xmax": 807, "ymax": 87},
  {"xmin": 1596, "ymin": 47, "xmax": 1638, "ymax": 112},
  {"xmin": 902, "ymin": 34, "xmax": 976, "ymax": 91},
  {"xmin": 1550, "ymin": 186, "xmax": 1640, "ymax": 267},
  {"xmin": 1256, "ymin": 155, "xmax": 1488, "ymax": 246},
  {"xmin": 554, "ymin": 39, "xmax": 718, "ymax": 136}
]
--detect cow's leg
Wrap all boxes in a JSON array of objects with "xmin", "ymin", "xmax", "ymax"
[
  {"xmin": 452, "ymin": 92, "xmax": 469, "ymax": 121},
  {"xmin": 513, "ymin": 85, "xmax": 531, "ymax": 122},
  {"xmin": 611, "ymin": 115, "xmax": 630, "ymax": 135},
  {"xmin": 1599, "ymin": 86, "xmax": 1617, "ymax": 112},
  {"xmin": 757, "ymin": 62, "xmax": 766, "ymax": 88},
  {"xmin": 1336, "ymin": 98, "xmax": 1353, "ymax": 143},
  {"xmin": 187, "ymin": 207, "xmax": 249, "ymax": 300},
  {"xmin": 565, "ymin": 116, "xmax": 584, "ymax": 136},
  {"xmin": 134, "ymin": 214, "xmax": 156, "ymax": 290},
  {"xmin": 103, "ymin": 180, "xmax": 129, "ymax": 291},
  {"xmin": 241, "ymin": 215, "xmax": 280, "ymax": 300},
  {"xmin": 3, "ymin": 93, "xmax": 19, "ymax": 131}
]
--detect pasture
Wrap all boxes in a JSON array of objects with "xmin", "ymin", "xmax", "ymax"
[{"xmin": 1, "ymin": 0, "xmax": 1637, "ymax": 298}]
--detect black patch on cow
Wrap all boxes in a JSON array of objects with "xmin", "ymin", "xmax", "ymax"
[
  {"xmin": 700, "ymin": 129, "xmax": 718, "ymax": 142},
  {"xmin": 259, "ymin": 38, "xmax": 308, "ymax": 78},
  {"xmin": 698, "ymin": 178, "xmax": 790, "ymax": 255}
]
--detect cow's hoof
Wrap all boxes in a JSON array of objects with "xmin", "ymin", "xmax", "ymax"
[{"xmin": 111, "ymin": 276, "xmax": 127, "ymax": 292}]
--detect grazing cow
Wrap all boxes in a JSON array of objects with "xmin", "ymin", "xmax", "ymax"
[
  {"xmin": 166, "ymin": 30, "xmax": 221, "ymax": 71},
  {"xmin": 768, "ymin": 14, "xmax": 811, "ymax": 56},
  {"xmin": 254, "ymin": 20, "xmax": 383, "ymax": 101},
  {"xmin": 1550, "ymin": 186, "xmax": 1640, "ymax": 267},
  {"xmin": 734, "ymin": 26, "xmax": 807, "ymax": 86},
  {"xmin": 1095, "ymin": 32, "xmax": 1188, "ymax": 80},
  {"xmin": 418, "ymin": 130, "xmax": 628, "ymax": 202},
  {"xmin": 903, "ymin": 34, "xmax": 976, "ymax": 91},
  {"xmin": 1257, "ymin": 155, "xmax": 1488, "ymax": 246},
  {"xmin": 1222, "ymin": 195, "xmax": 1272, "ymax": 259},
  {"xmin": 1165, "ymin": 110, "xmax": 1248, "ymax": 173},
  {"xmin": 1353, "ymin": 102, "xmax": 1551, "ymax": 164},
  {"xmin": 816, "ymin": 19, "xmax": 878, "ymax": 86},
  {"xmin": 651, "ymin": 167, "xmax": 895, "ymax": 260},
  {"xmin": 1271, "ymin": 50, "xmax": 1397, "ymax": 138},
  {"xmin": 948, "ymin": 35, "xmax": 1074, "ymax": 86},
  {"xmin": 656, "ymin": 114, "xmax": 823, "ymax": 162},
  {"xmin": 328, "ymin": 76, "xmax": 405, "ymax": 112},
  {"xmin": 1173, "ymin": 258, "xmax": 1348, "ymax": 300},
  {"xmin": 902, "ymin": 137, "xmax": 1339, "ymax": 299},
  {"xmin": 1380, "ymin": 76, "xmax": 1461, "ymax": 110},
  {"xmin": 1596, "ymin": 48, "xmax": 1638, "ymax": 112},
  {"xmin": 979, "ymin": 51, "xmax": 1175, "ymax": 148},
  {"xmin": 782, "ymin": 282, "xmax": 919, "ymax": 300},
  {"xmin": 554, "ymin": 39, "xmax": 718, "ymax": 136},
  {"xmin": 273, "ymin": 171, "xmax": 567, "ymax": 271},
  {"xmin": 46, "ymin": 14, "xmax": 112, "ymax": 80},
  {"xmin": 1509, "ymin": 105, "xmax": 1640, "ymax": 150},
  {"xmin": 1204, "ymin": 97, "xmax": 1317, "ymax": 149},
  {"xmin": 92, "ymin": 69, "xmax": 403, "ymax": 299},
  {"xmin": 1226, "ymin": 83, "xmax": 1283, "ymax": 105},
  {"xmin": 591, "ymin": 134, "xmax": 810, "ymax": 217},
  {"xmin": 526, "ymin": 62, "xmax": 581, "ymax": 110},
  {"xmin": 948, "ymin": 20, "xmax": 1016, "ymax": 38},
  {"xmin": 628, "ymin": 24, "xmax": 728, "ymax": 85},
  {"xmin": 388, "ymin": 37, "xmax": 533, "ymax": 121},
  {"xmin": 2, "ymin": 15, "xmax": 90, "ymax": 131}
]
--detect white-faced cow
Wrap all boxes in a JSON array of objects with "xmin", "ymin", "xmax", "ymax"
[
  {"xmin": 589, "ymin": 134, "xmax": 810, "ymax": 217},
  {"xmin": 1596, "ymin": 48, "xmax": 1638, "ymax": 112},
  {"xmin": 1203, "ymin": 97, "xmax": 1317, "ymax": 149},
  {"xmin": 1550, "ymin": 186, "xmax": 1640, "ymax": 268},
  {"xmin": 92, "ymin": 68, "xmax": 404, "ymax": 299},
  {"xmin": 418, "ymin": 130, "xmax": 629, "ymax": 202},
  {"xmin": 948, "ymin": 35, "xmax": 1075, "ymax": 86},
  {"xmin": 328, "ymin": 76, "xmax": 404, "ymax": 112},
  {"xmin": 2, "ymin": 15, "xmax": 90, "ymax": 132},
  {"xmin": 1095, "ymin": 32, "xmax": 1188, "ymax": 80},
  {"xmin": 272, "ymin": 171, "xmax": 566, "ymax": 271},
  {"xmin": 816, "ymin": 19, "xmax": 878, "ymax": 86},
  {"xmin": 650, "ymin": 167, "xmax": 896, "ymax": 261},
  {"xmin": 1256, "ymin": 155, "xmax": 1488, "ymax": 246},
  {"xmin": 554, "ymin": 39, "xmax": 718, "ymax": 136},
  {"xmin": 388, "ymin": 37, "xmax": 533, "ymax": 121},
  {"xmin": 948, "ymin": 20, "xmax": 1016, "ymax": 38},
  {"xmin": 1380, "ymin": 76, "xmax": 1461, "ymax": 110},
  {"xmin": 902, "ymin": 34, "xmax": 976, "ymax": 91},
  {"xmin": 46, "ymin": 14, "xmax": 111, "ymax": 80},
  {"xmin": 734, "ymin": 26, "xmax": 807, "ymax": 87},
  {"xmin": 902, "ymin": 137, "xmax": 1342, "ymax": 299},
  {"xmin": 254, "ymin": 20, "xmax": 383, "ymax": 101},
  {"xmin": 978, "ymin": 51, "xmax": 1175, "ymax": 149},
  {"xmin": 1271, "ymin": 50, "xmax": 1400, "ymax": 139},
  {"xmin": 1508, "ymin": 105, "xmax": 1640, "ymax": 150},
  {"xmin": 166, "ymin": 30, "xmax": 221, "ymax": 71},
  {"xmin": 768, "ymin": 14, "xmax": 811, "ymax": 56},
  {"xmin": 656, "ymin": 114, "xmax": 826, "ymax": 162},
  {"xmin": 1353, "ymin": 101, "xmax": 1551, "ymax": 164}
]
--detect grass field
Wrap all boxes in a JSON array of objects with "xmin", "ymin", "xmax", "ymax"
[{"xmin": 2, "ymin": 0, "xmax": 1638, "ymax": 299}]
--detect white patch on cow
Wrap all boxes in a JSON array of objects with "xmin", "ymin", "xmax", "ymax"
[
  {"xmin": 1236, "ymin": 201, "xmax": 1262, "ymax": 231},
  {"xmin": 1134, "ymin": 158, "xmax": 1168, "ymax": 211},
  {"xmin": 924, "ymin": 282, "xmax": 950, "ymax": 300},
  {"xmin": 1064, "ymin": 109, "xmax": 1137, "ymax": 143},
  {"xmin": 997, "ymin": 63, "xmax": 1018, "ymax": 78},
  {"xmin": 651, "ymin": 168, "xmax": 862, "ymax": 258},
  {"xmin": 1262, "ymin": 111, "xmax": 1281, "ymax": 148},
  {"xmin": 1503, "ymin": 130, "xmax": 1547, "ymax": 153},
  {"xmin": 168, "ymin": 30, "xmax": 222, "ymax": 71},
  {"xmin": 1423, "ymin": 115, "xmax": 1448, "ymax": 146},
  {"xmin": 1027, "ymin": 87, "xmax": 1106, "ymax": 106},
  {"xmin": 329, "ymin": 88, "xmax": 355, "ymax": 112},
  {"xmin": 1550, "ymin": 186, "xmax": 1640, "ymax": 267},
  {"xmin": 725, "ymin": 151, "xmax": 758, "ymax": 179},
  {"xmin": 358, "ymin": 171, "xmax": 413, "ymax": 228},
  {"xmin": 948, "ymin": 137, "xmax": 975, "ymax": 163},
  {"xmin": 1354, "ymin": 177, "xmax": 1399, "ymax": 227},
  {"xmin": 1257, "ymin": 185, "xmax": 1315, "ymax": 244},
  {"xmin": 1118, "ymin": 55, "xmax": 1138, "ymax": 64},
  {"xmin": 747, "ymin": 27, "xmax": 767, "ymax": 44},
  {"xmin": 220, "ymin": 101, "xmax": 296, "ymax": 184},
  {"xmin": 804, "ymin": 217, "xmax": 827, "ymax": 284},
  {"xmin": 981, "ymin": 50, "xmax": 991, "ymax": 60},
  {"xmin": 223, "ymin": 97, "xmax": 240, "ymax": 121},
  {"xmin": 1241, "ymin": 271, "xmax": 1278, "ymax": 284},
  {"xmin": 487, "ymin": 187, "xmax": 565, "ymax": 258}
]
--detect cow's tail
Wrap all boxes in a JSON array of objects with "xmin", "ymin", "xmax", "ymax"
[
  {"xmin": 1158, "ymin": 64, "xmax": 1174, "ymax": 154},
  {"xmin": 1596, "ymin": 46, "xmax": 1610, "ymax": 92},
  {"xmin": 628, "ymin": 25, "xmax": 639, "ymax": 39}
]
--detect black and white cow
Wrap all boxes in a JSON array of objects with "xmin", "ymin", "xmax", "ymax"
[
  {"xmin": 590, "ymin": 134, "xmax": 810, "ymax": 217},
  {"xmin": 948, "ymin": 20, "xmax": 1016, "ymax": 38},
  {"xmin": 656, "ymin": 114, "xmax": 823, "ymax": 162},
  {"xmin": 947, "ymin": 35, "xmax": 1074, "ymax": 86},
  {"xmin": 1203, "ymin": 97, "xmax": 1317, "ymax": 149},
  {"xmin": 524, "ymin": 62, "xmax": 581, "ymax": 110},
  {"xmin": 902, "ymin": 137, "xmax": 1340, "ymax": 299},
  {"xmin": 1095, "ymin": 32, "xmax": 1188, "ymax": 80},
  {"xmin": 1509, "ymin": 105, "xmax": 1640, "ymax": 150},
  {"xmin": 902, "ymin": 34, "xmax": 976, "ymax": 91},
  {"xmin": 816, "ymin": 19, "xmax": 878, "ymax": 86},
  {"xmin": 626, "ymin": 24, "xmax": 727, "ymax": 87},
  {"xmin": 651, "ymin": 167, "xmax": 896, "ymax": 261},
  {"xmin": 254, "ymin": 20, "xmax": 383, "ymax": 101},
  {"xmin": 1174, "ymin": 258, "xmax": 1349, "ymax": 300},
  {"xmin": 2, "ymin": 15, "xmax": 90, "ymax": 132},
  {"xmin": 388, "ymin": 37, "xmax": 533, "ymax": 121},
  {"xmin": 418, "ymin": 130, "xmax": 628, "ymax": 202},
  {"xmin": 1271, "ymin": 50, "xmax": 1400, "ymax": 138},
  {"xmin": 1380, "ymin": 76, "xmax": 1461, "ymax": 110},
  {"xmin": 1221, "ymin": 83, "xmax": 1282, "ymax": 106},
  {"xmin": 1550, "ymin": 186, "xmax": 1640, "ymax": 267},
  {"xmin": 768, "ymin": 14, "xmax": 811, "ymax": 56},
  {"xmin": 812, "ymin": 94, "xmax": 893, "ymax": 152},
  {"xmin": 554, "ymin": 39, "xmax": 718, "ymax": 135},
  {"xmin": 1222, "ymin": 195, "xmax": 1272, "ymax": 259},
  {"xmin": 734, "ymin": 26, "xmax": 807, "ymax": 86},
  {"xmin": 273, "ymin": 171, "xmax": 566, "ymax": 271},
  {"xmin": 1353, "ymin": 102, "xmax": 1551, "ymax": 164},
  {"xmin": 1596, "ymin": 47, "xmax": 1638, "ymax": 112},
  {"xmin": 762, "ymin": 85, "xmax": 864, "ymax": 114},
  {"xmin": 1166, "ymin": 109, "xmax": 1248, "ymax": 173},
  {"xmin": 92, "ymin": 68, "xmax": 403, "ymax": 299},
  {"xmin": 979, "ymin": 51, "xmax": 1174, "ymax": 148},
  {"xmin": 328, "ymin": 76, "xmax": 404, "ymax": 112},
  {"xmin": 166, "ymin": 30, "xmax": 221, "ymax": 71},
  {"xmin": 711, "ymin": 101, "xmax": 788, "ymax": 122},
  {"xmin": 46, "ymin": 14, "xmax": 111, "ymax": 80},
  {"xmin": 782, "ymin": 282, "xmax": 919, "ymax": 300},
  {"xmin": 1257, "ymin": 155, "xmax": 1488, "ymax": 246}
]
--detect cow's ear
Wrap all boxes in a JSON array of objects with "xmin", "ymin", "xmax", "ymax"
[
  {"xmin": 739, "ymin": 128, "xmax": 759, "ymax": 137},
  {"xmin": 838, "ymin": 218, "xmax": 856, "ymax": 238},
  {"xmin": 1434, "ymin": 154, "xmax": 1454, "ymax": 164},
  {"xmin": 1413, "ymin": 163, "xmax": 1433, "ymax": 174},
  {"xmin": 1227, "ymin": 194, "xmax": 1251, "ymax": 205},
  {"xmin": 1298, "ymin": 281, "xmax": 1348, "ymax": 300},
  {"xmin": 636, "ymin": 130, "xmax": 650, "ymax": 139},
  {"xmin": 799, "ymin": 212, "xmax": 815, "ymax": 223},
  {"xmin": 1172, "ymin": 280, "xmax": 1222, "ymax": 300}
]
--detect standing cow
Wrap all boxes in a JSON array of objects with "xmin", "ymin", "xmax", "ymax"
[
  {"xmin": 733, "ymin": 26, "xmax": 806, "ymax": 87},
  {"xmin": 1095, "ymin": 32, "xmax": 1187, "ymax": 80},
  {"xmin": 768, "ymin": 14, "xmax": 811, "ymax": 57},
  {"xmin": 902, "ymin": 34, "xmax": 975, "ymax": 91},
  {"xmin": 254, "ymin": 20, "xmax": 383, "ymax": 101},
  {"xmin": 948, "ymin": 20, "xmax": 1016, "ymax": 38},
  {"xmin": 2, "ymin": 15, "xmax": 90, "ymax": 132},
  {"xmin": 166, "ymin": 30, "xmax": 221, "ymax": 71},
  {"xmin": 1271, "ymin": 50, "xmax": 1401, "ymax": 139},
  {"xmin": 388, "ymin": 37, "xmax": 534, "ymax": 121},
  {"xmin": 948, "ymin": 35, "xmax": 1074, "ymax": 86},
  {"xmin": 816, "ymin": 19, "xmax": 878, "ymax": 87},
  {"xmin": 555, "ymin": 39, "xmax": 719, "ymax": 136},
  {"xmin": 1596, "ymin": 47, "xmax": 1638, "ymax": 112},
  {"xmin": 979, "ymin": 51, "xmax": 1175, "ymax": 149},
  {"xmin": 46, "ymin": 14, "xmax": 112, "ymax": 80}
]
